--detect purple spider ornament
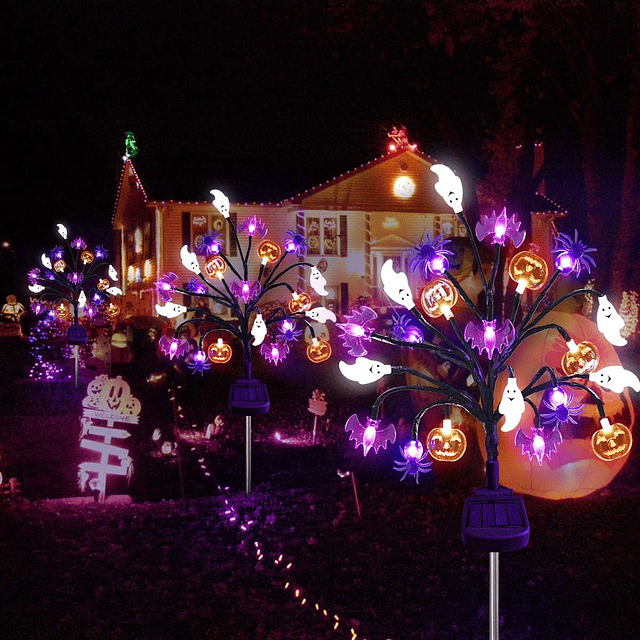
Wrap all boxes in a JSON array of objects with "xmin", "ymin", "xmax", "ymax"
[
  {"xmin": 283, "ymin": 230, "xmax": 308, "ymax": 256},
  {"xmin": 185, "ymin": 277, "xmax": 207, "ymax": 295},
  {"xmin": 391, "ymin": 312, "xmax": 424, "ymax": 344},
  {"xmin": 49, "ymin": 246, "xmax": 65, "ymax": 260},
  {"xmin": 475, "ymin": 208, "xmax": 526, "ymax": 247},
  {"xmin": 393, "ymin": 440, "xmax": 433, "ymax": 483},
  {"xmin": 261, "ymin": 339, "xmax": 290, "ymax": 365},
  {"xmin": 238, "ymin": 215, "xmax": 267, "ymax": 238},
  {"xmin": 552, "ymin": 230, "xmax": 596, "ymax": 276},
  {"xmin": 336, "ymin": 306, "xmax": 377, "ymax": 356},
  {"xmin": 154, "ymin": 272, "xmax": 178, "ymax": 302},
  {"xmin": 410, "ymin": 233, "xmax": 453, "ymax": 279},
  {"xmin": 230, "ymin": 280, "xmax": 261, "ymax": 304},
  {"xmin": 278, "ymin": 319, "xmax": 303, "ymax": 342},
  {"xmin": 94, "ymin": 245, "xmax": 108, "ymax": 259},
  {"xmin": 196, "ymin": 229, "xmax": 223, "ymax": 256},
  {"xmin": 540, "ymin": 388, "xmax": 584, "ymax": 427},
  {"xmin": 188, "ymin": 350, "xmax": 211, "ymax": 375}
]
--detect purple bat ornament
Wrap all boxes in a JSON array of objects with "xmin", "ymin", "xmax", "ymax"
[
  {"xmin": 230, "ymin": 280, "xmax": 261, "ymax": 304},
  {"xmin": 158, "ymin": 335, "xmax": 191, "ymax": 360},
  {"xmin": 336, "ymin": 306, "xmax": 377, "ymax": 357},
  {"xmin": 344, "ymin": 414, "xmax": 396, "ymax": 456},
  {"xmin": 464, "ymin": 318, "xmax": 515, "ymax": 357},
  {"xmin": 475, "ymin": 208, "xmax": 526, "ymax": 247},
  {"xmin": 515, "ymin": 426, "xmax": 562, "ymax": 466}
]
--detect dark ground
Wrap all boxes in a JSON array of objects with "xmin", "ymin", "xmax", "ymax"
[{"xmin": 1, "ymin": 338, "xmax": 639, "ymax": 640}]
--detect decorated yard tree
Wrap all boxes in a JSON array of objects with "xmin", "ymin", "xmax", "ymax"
[
  {"xmin": 28, "ymin": 225, "xmax": 122, "ymax": 386},
  {"xmin": 154, "ymin": 189, "xmax": 336, "ymax": 492},
  {"xmin": 337, "ymin": 163, "xmax": 637, "ymax": 640}
]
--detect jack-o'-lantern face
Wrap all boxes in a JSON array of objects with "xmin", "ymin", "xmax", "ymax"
[
  {"xmin": 53, "ymin": 259, "xmax": 66, "ymax": 273},
  {"xmin": 289, "ymin": 292, "xmax": 312, "ymax": 314},
  {"xmin": 204, "ymin": 256, "xmax": 226, "ymax": 279},
  {"xmin": 592, "ymin": 423, "xmax": 632, "ymax": 461},
  {"xmin": 508, "ymin": 251, "xmax": 548, "ymax": 291},
  {"xmin": 97, "ymin": 278, "xmax": 110, "ymax": 291},
  {"xmin": 257, "ymin": 240, "xmax": 281, "ymax": 264},
  {"xmin": 420, "ymin": 278, "xmax": 458, "ymax": 318},
  {"xmin": 103, "ymin": 379, "xmax": 126, "ymax": 410},
  {"xmin": 307, "ymin": 339, "xmax": 331, "ymax": 363},
  {"xmin": 106, "ymin": 302, "xmax": 120, "ymax": 318},
  {"xmin": 427, "ymin": 425, "xmax": 467, "ymax": 462},
  {"xmin": 561, "ymin": 340, "xmax": 599, "ymax": 375},
  {"xmin": 207, "ymin": 339, "xmax": 232, "ymax": 364},
  {"xmin": 54, "ymin": 300, "xmax": 69, "ymax": 319},
  {"xmin": 81, "ymin": 251, "xmax": 94, "ymax": 265}
]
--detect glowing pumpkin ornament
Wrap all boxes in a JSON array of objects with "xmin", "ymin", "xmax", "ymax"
[
  {"xmin": 81, "ymin": 251, "xmax": 94, "ymax": 265},
  {"xmin": 106, "ymin": 303, "xmax": 120, "ymax": 318},
  {"xmin": 54, "ymin": 300, "xmax": 70, "ymax": 319},
  {"xmin": 561, "ymin": 339, "xmax": 600, "ymax": 376},
  {"xmin": 508, "ymin": 251, "xmax": 548, "ymax": 294},
  {"xmin": 257, "ymin": 239, "xmax": 281, "ymax": 264},
  {"xmin": 289, "ymin": 291, "xmax": 312, "ymax": 314},
  {"xmin": 306, "ymin": 337, "xmax": 331, "ymax": 363},
  {"xmin": 53, "ymin": 259, "xmax": 66, "ymax": 273},
  {"xmin": 204, "ymin": 255, "xmax": 226, "ymax": 279},
  {"xmin": 97, "ymin": 278, "xmax": 110, "ymax": 291},
  {"xmin": 420, "ymin": 278, "xmax": 458, "ymax": 319},
  {"xmin": 592, "ymin": 418, "xmax": 633, "ymax": 461},
  {"xmin": 427, "ymin": 418, "xmax": 467, "ymax": 462},
  {"xmin": 208, "ymin": 338, "xmax": 232, "ymax": 364}
]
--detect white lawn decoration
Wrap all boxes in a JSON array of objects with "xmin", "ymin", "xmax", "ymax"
[{"xmin": 78, "ymin": 375, "xmax": 140, "ymax": 502}]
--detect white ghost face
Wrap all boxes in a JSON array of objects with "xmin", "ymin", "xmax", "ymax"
[
  {"xmin": 210, "ymin": 189, "xmax": 230, "ymax": 217},
  {"xmin": 380, "ymin": 260, "xmax": 415, "ymax": 310},
  {"xmin": 339, "ymin": 357, "xmax": 391, "ymax": 385},
  {"xmin": 305, "ymin": 307, "xmax": 337, "ymax": 324},
  {"xmin": 180, "ymin": 245, "xmax": 201, "ymax": 274},
  {"xmin": 309, "ymin": 266, "xmax": 328, "ymax": 296},
  {"xmin": 251, "ymin": 313, "xmax": 267, "ymax": 346},
  {"xmin": 430, "ymin": 164, "xmax": 464, "ymax": 213},
  {"xmin": 596, "ymin": 295, "xmax": 626, "ymax": 346}
]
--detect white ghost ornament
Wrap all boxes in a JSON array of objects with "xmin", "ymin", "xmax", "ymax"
[
  {"xmin": 339, "ymin": 357, "xmax": 392, "ymax": 385},
  {"xmin": 380, "ymin": 260, "xmax": 415, "ymax": 310},
  {"xmin": 56, "ymin": 223, "xmax": 68, "ymax": 240},
  {"xmin": 28, "ymin": 283, "xmax": 45, "ymax": 293},
  {"xmin": 430, "ymin": 164, "xmax": 464, "ymax": 213},
  {"xmin": 596, "ymin": 295, "xmax": 627, "ymax": 346},
  {"xmin": 305, "ymin": 306, "xmax": 337, "ymax": 324},
  {"xmin": 210, "ymin": 189, "xmax": 230, "ymax": 218},
  {"xmin": 41, "ymin": 253, "xmax": 52, "ymax": 270},
  {"xmin": 498, "ymin": 377, "xmax": 525, "ymax": 432},
  {"xmin": 309, "ymin": 266, "xmax": 328, "ymax": 296},
  {"xmin": 155, "ymin": 302, "xmax": 187, "ymax": 319},
  {"xmin": 589, "ymin": 365, "xmax": 640, "ymax": 394},
  {"xmin": 78, "ymin": 290, "xmax": 87, "ymax": 308},
  {"xmin": 251, "ymin": 313, "xmax": 267, "ymax": 346},
  {"xmin": 106, "ymin": 286, "xmax": 123, "ymax": 296},
  {"xmin": 108, "ymin": 265, "xmax": 118, "ymax": 281},
  {"xmin": 180, "ymin": 245, "xmax": 201, "ymax": 274}
]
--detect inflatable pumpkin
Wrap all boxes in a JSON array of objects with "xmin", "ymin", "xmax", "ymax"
[{"xmin": 479, "ymin": 311, "xmax": 635, "ymax": 500}]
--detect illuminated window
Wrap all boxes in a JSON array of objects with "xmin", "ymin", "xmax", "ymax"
[
  {"xmin": 307, "ymin": 216, "xmax": 340, "ymax": 256},
  {"xmin": 134, "ymin": 228, "xmax": 142, "ymax": 254},
  {"xmin": 143, "ymin": 260, "xmax": 152, "ymax": 279},
  {"xmin": 134, "ymin": 267, "xmax": 142, "ymax": 283},
  {"xmin": 127, "ymin": 265, "xmax": 134, "ymax": 282}
]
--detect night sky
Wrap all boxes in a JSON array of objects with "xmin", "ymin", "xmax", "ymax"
[{"xmin": 3, "ymin": 2, "xmax": 631, "ymax": 298}]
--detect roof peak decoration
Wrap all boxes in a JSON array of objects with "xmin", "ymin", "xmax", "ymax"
[
  {"xmin": 387, "ymin": 125, "xmax": 417, "ymax": 153},
  {"xmin": 123, "ymin": 131, "xmax": 138, "ymax": 161}
]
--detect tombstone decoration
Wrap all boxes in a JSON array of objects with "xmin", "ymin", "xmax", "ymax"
[
  {"xmin": 155, "ymin": 189, "xmax": 336, "ymax": 492},
  {"xmin": 338, "ymin": 163, "xmax": 637, "ymax": 640},
  {"xmin": 28, "ymin": 225, "xmax": 121, "ymax": 386},
  {"xmin": 78, "ymin": 375, "xmax": 140, "ymax": 503}
]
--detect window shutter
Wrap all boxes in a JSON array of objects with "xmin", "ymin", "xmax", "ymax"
[
  {"xmin": 182, "ymin": 212, "xmax": 191, "ymax": 248},
  {"xmin": 229, "ymin": 211, "xmax": 238, "ymax": 256},
  {"xmin": 340, "ymin": 215, "xmax": 348, "ymax": 257}
]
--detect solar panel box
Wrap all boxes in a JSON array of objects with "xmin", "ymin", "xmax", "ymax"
[{"xmin": 229, "ymin": 379, "xmax": 270, "ymax": 416}]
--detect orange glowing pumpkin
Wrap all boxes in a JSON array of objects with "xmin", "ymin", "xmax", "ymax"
[
  {"xmin": 289, "ymin": 292, "xmax": 312, "ymax": 314},
  {"xmin": 106, "ymin": 303, "xmax": 120, "ymax": 318},
  {"xmin": 306, "ymin": 339, "xmax": 331, "ymax": 363},
  {"xmin": 591, "ymin": 423, "xmax": 632, "ymax": 461},
  {"xmin": 508, "ymin": 251, "xmax": 548, "ymax": 292},
  {"xmin": 53, "ymin": 259, "xmax": 66, "ymax": 273},
  {"xmin": 97, "ymin": 278, "xmax": 110, "ymax": 291},
  {"xmin": 420, "ymin": 278, "xmax": 458, "ymax": 318},
  {"xmin": 257, "ymin": 240, "xmax": 281, "ymax": 264},
  {"xmin": 427, "ymin": 421, "xmax": 467, "ymax": 462},
  {"xmin": 204, "ymin": 256, "xmax": 226, "ymax": 279},
  {"xmin": 54, "ymin": 300, "xmax": 69, "ymax": 319},
  {"xmin": 207, "ymin": 339, "xmax": 232, "ymax": 364},
  {"xmin": 81, "ymin": 251, "xmax": 94, "ymax": 265},
  {"xmin": 561, "ymin": 340, "xmax": 599, "ymax": 375}
]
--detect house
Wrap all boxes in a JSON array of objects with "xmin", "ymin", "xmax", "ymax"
[{"xmin": 111, "ymin": 138, "xmax": 564, "ymax": 320}]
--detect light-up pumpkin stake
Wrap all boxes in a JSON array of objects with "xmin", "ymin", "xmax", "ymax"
[
  {"xmin": 591, "ymin": 418, "xmax": 633, "ymax": 461},
  {"xmin": 427, "ymin": 418, "xmax": 467, "ymax": 462}
]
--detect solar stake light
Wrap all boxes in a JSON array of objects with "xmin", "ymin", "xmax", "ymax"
[
  {"xmin": 338, "ymin": 163, "xmax": 637, "ymax": 639},
  {"xmin": 155, "ymin": 189, "xmax": 335, "ymax": 493}
]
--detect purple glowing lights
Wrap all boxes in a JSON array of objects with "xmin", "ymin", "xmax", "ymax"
[
  {"xmin": 238, "ymin": 215, "xmax": 267, "ymax": 238},
  {"xmin": 196, "ymin": 230, "xmax": 223, "ymax": 256},
  {"xmin": 475, "ymin": 208, "xmax": 526, "ymax": 247},
  {"xmin": 552, "ymin": 230, "xmax": 596, "ymax": 276},
  {"xmin": 283, "ymin": 230, "xmax": 308, "ymax": 256},
  {"xmin": 393, "ymin": 440, "xmax": 433, "ymax": 483},
  {"xmin": 154, "ymin": 272, "xmax": 178, "ymax": 302},
  {"xmin": 411, "ymin": 233, "xmax": 454, "ymax": 280}
]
